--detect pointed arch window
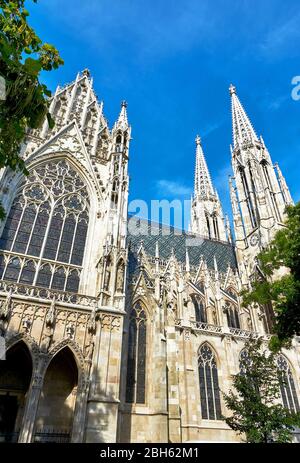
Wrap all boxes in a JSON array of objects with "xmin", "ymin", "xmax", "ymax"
[
  {"xmin": 239, "ymin": 167, "xmax": 258, "ymax": 228},
  {"xmin": 192, "ymin": 294, "xmax": 207, "ymax": 323},
  {"xmin": 3, "ymin": 257, "xmax": 21, "ymax": 281},
  {"xmin": 0, "ymin": 160, "xmax": 90, "ymax": 293},
  {"xmin": 277, "ymin": 356, "xmax": 300, "ymax": 414},
  {"xmin": 125, "ymin": 302, "xmax": 147, "ymax": 404},
  {"xmin": 262, "ymin": 303, "xmax": 275, "ymax": 334},
  {"xmin": 226, "ymin": 287, "xmax": 238, "ymax": 302},
  {"xmin": 225, "ymin": 302, "xmax": 240, "ymax": 329},
  {"xmin": 198, "ymin": 344, "xmax": 222, "ymax": 420},
  {"xmin": 261, "ymin": 160, "xmax": 281, "ymax": 222},
  {"xmin": 205, "ymin": 212, "xmax": 211, "ymax": 239},
  {"xmin": 19, "ymin": 260, "xmax": 36, "ymax": 285},
  {"xmin": 115, "ymin": 134, "xmax": 122, "ymax": 152},
  {"xmin": 212, "ymin": 213, "xmax": 220, "ymax": 240}
]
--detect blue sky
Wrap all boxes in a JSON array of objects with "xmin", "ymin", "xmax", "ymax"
[{"xmin": 28, "ymin": 0, "xmax": 300, "ymax": 227}]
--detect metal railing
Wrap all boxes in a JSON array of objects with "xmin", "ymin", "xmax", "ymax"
[
  {"xmin": 34, "ymin": 429, "xmax": 71, "ymax": 443},
  {"xmin": 0, "ymin": 432, "xmax": 19, "ymax": 443}
]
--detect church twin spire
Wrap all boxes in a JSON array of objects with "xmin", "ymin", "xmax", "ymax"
[
  {"xmin": 228, "ymin": 84, "xmax": 293, "ymax": 279},
  {"xmin": 191, "ymin": 135, "xmax": 227, "ymax": 241},
  {"xmin": 194, "ymin": 135, "xmax": 215, "ymax": 199}
]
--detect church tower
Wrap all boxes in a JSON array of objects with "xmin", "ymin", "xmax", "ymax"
[
  {"xmin": 0, "ymin": 70, "xmax": 130, "ymax": 443},
  {"xmin": 98, "ymin": 101, "xmax": 131, "ymax": 308},
  {"xmin": 229, "ymin": 84, "xmax": 293, "ymax": 278},
  {"xmin": 191, "ymin": 135, "xmax": 227, "ymax": 241}
]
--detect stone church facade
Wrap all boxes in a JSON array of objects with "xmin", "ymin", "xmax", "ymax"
[{"xmin": 0, "ymin": 70, "xmax": 299, "ymax": 443}]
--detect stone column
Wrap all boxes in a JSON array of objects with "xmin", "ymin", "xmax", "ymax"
[
  {"xmin": 71, "ymin": 379, "xmax": 89, "ymax": 443},
  {"xmin": 18, "ymin": 355, "xmax": 46, "ymax": 443},
  {"xmin": 166, "ymin": 325, "xmax": 182, "ymax": 442},
  {"xmin": 84, "ymin": 314, "xmax": 123, "ymax": 442}
]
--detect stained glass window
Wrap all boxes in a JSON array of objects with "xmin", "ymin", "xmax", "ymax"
[
  {"xmin": 0, "ymin": 160, "xmax": 90, "ymax": 293},
  {"xmin": 125, "ymin": 302, "xmax": 147, "ymax": 404},
  {"xmin": 192, "ymin": 294, "xmax": 207, "ymax": 323},
  {"xmin": 225, "ymin": 302, "xmax": 240, "ymax": 329},
  {"xmin": 198, "ymin": 344, "xmax": 222, "ymax": 420},
  {"xmin": 277, "ymin": 355, "xmax": 300, "ymax": 414}
]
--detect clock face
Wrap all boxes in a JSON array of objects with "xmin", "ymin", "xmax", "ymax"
[{"xmin": 250, "ymin": 234, "xmax": 259, "ymax": 246}]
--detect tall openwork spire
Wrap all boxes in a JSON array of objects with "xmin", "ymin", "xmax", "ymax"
[
  {"xmin": 194, "ymin": 135, "xmax": 214, "ymax": 198},
  {"xmin": 230, "ymin": 84, "xmax": 258, "ymax": 149},
  {"xmin": 191, "ymin": 135, "xmax": 227, "ymax": 241}
]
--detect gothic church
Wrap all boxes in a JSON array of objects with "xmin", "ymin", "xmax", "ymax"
[{"xmin": 0, "ymin": 69, "xmax": 299, "ymax": 443}]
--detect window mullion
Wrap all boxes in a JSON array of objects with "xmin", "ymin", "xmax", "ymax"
[
  {"xmin": 17, "ymin": 258, "xmax": 25, "ymax": 283},
  {"xmin": 25, "ymin": 204, "xmax": 39, "ymax": 255},
  {"xmin": 55, "ymin": 211, "xmax": 67, "ymax": 261},
  {"xmin": 63, "ymin": 267, "xmax": 69, "ymax": 292},
  {"xmin": 39, "ymin": 210, "xmax": 54, "ymax": 258},
  {"xmin": 11, "ymin": 199, "xmax": 27, "ymax": 251},
  {"xmin": 69, "ymin": 215, "xmax": 79, "ymax": 263},
  {"xmin": 287, "ymin": 373, "xmax": 295, "ymax": 412},
  {"xmin": 211, "ymin": 364, "xmax": 217, "ymax": 420},
  {"xmin": 2, "ymin": 254, "xmax": 10, "ymax": 278},
  {"xmin": 134, "ymin": 320, "xmax": 140, "ymax": 403},
  {"xmin": 49, "ymin": 264, "xmax": 55, "ymax": 289},
  {"xmin": 32, "ymin": 206, "xmax": 53, "ymax": 287},
  {"xmin": 203, "ymin": 361, "xmax": 209, "ymax": 419}
]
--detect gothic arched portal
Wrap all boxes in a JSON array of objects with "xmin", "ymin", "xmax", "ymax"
[
  {"xmin": 0, "ymin": 341, "xmax": 32, "ymax": 442},
  {"xmin": 34, "ymin": 347, "xmax": 78, "ymax": 443}
]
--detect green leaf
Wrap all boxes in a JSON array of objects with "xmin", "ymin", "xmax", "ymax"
[{"xmin": 24, "ymin": 57, "xmax": 42, "ymax": 75}]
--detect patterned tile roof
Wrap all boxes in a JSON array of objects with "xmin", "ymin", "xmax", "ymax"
[{"xmin": 127, "ymin": 217, "xmax": 237, "ymax": 273}]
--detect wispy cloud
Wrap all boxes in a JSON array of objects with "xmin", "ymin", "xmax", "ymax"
[
  {"xmin": 201, "ymin": 119, "xmax": 224, "ymax": 138},
  {"xmin": 260, "ymin": 12, "xmax": 300, "ymax": 58},
  {"xmin": 267, "ymin": 94, "xmax": 289, "ymax": 111},
  {"xmin": 42, "ymin": 0, "xmax": 227, "ymax": 62},
  {"xmin": 156, "ymin": 180, "xmax": 192, "ymax": 197}
]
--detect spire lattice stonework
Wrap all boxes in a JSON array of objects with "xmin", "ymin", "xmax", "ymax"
[
  {"xmin": 230, "ymin": 84, "xmax": 258, "ymax": 149},
  {"xmin": 191, "ymin": 135, "xmax": 227, "ymax": 241},
  {"xmin": 194, "ymin": 135, "xmax": 215, "ymax": 199}
]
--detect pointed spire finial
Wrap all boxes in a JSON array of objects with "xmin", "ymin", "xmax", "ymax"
[
  {"xmin": 185, "ymin": 247, "xmax": 190, "ymax": 273},
  {"xmin": 229, "ymin": 83, "xmax": 236, "ymax": 95},
  {"xmin": 155, "ymin": 241, "xmax": 159, "ymax": 259},
  {"xmin": 214, "ymin": 255, "xmax": 219, "ymax": 281},
  {"xmin": 195, "ymin": 134, "xmax": 201, "ymax": 145},
  {"xmin": 115, "ymin": 100, "xmax": 129, "ymax": 130}
]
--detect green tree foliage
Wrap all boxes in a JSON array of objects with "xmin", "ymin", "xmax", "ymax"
[
  {"xmin": 242, "ymin": 203, "xmax": 300, "ymax": 351},
  {"xmin": 0, "ymin": 0, "xmax": 64, "ymax": 218},
  {"xmin": 223, "ymin": 338, "xmax": 300, "ymax": 443}
]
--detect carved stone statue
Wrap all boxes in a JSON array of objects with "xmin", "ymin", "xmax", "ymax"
[
  {"xmin": 0, "ymin": 290, "xmax": 12, "ymax": 320},
  {"xmin": 104, "ymin": 269, "xmax": 111, "ymax": 291},
  {"xmin": 41, "ymin": 325, "xmax": 53, "ymax": 352},
  {"xmin": 116, "ymin": 263, "xmax": 124, "ymax": 292},
  {"xmin": 85, "ymin": 336, "xmax": 95, "ymax": 362},
  {"xmin": 212, "ymin": 307, "xmax": 218, "ymax": 326}
]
